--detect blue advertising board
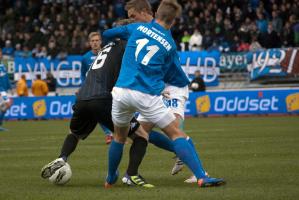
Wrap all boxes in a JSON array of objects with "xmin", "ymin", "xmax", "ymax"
[
  {"xmin": 179, "ymin": 51, "xmax": 220, "ymax": 86},
  {"xmin": 186, "ymin": 88, "xmax": 299, "ymax": 116},
  {"xmin": 12, "ymin": 51, "xmax": 221, "ymax": 88},
  {"xmin": 219, "ymin": 52, "xmax": 248, "ymax": 71},
  {"xmin": 14, "ymin": 56, "xmax": 82, "ymax": 87},
  {"xmin": 5, "ymin": 96, "xmax": 76, "ymax": 120},
  {"xmin": 4, "ymin": 88, "xmax": 299, "ymax": 120},
  {"xmin": 7, "ymin": 48, "xmax": 299, "ymax": 88}
]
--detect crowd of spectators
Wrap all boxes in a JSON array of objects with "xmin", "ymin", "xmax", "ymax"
[
  {"xmin": 0, "ymin": 0, "xmax": 298, "ymax": 59},
  {"xmin": 175, "ymin": 0, "xmax": 299, "ymax": 52}
]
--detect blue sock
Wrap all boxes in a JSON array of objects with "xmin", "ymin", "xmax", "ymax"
[
  {"xmin": 187, "ymin": 137, "xmax": 206, "ymax": 173},
  {"xmin": 149, "ymin": 130, "xmax": 174, "ymax": 152},
  {"xmin": 173, "ymin": 137, "xmax": 206, "ymax": 179},
  {"xmin": 107, "ymin": 140, "xmax": 124, "ymax": 183},
  {"xmin": 99, "ymin": 123, "xmax": 111, "ymax": 136}
]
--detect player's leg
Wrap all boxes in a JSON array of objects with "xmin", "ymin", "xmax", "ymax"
[
  {"xmin": 162, "ymin": 123, "xmax": 225, "ymax": 187},
  {"xmin": 137, "ymin": 113, "xmax": 175, "ymax": 152},
  {"xmin": 126, "ymin": 118, "xmax": 149, "ymax": 176},
  {"xmin": 162, "ymin": 88, "xmax": 188, "ymax": 174},
  {"xmin": 0, "ymin": 110, "xmax": 6, "ymax": 131},
  {"xmin": 41, "ymin": 101, "xmax": 98, "ymax": 179},
  {"xmin": 148, "ymin": 130, "xmax": 175, "ymax": 152},
  {"xmin": 170, "ymin": 114, "xmax": 185, "ymax": 175},
  {"xmin": 121, "ymin": 93, "xmax": 176, "ymax": 187},
  {"xmin": 0, "ymin": 109, "xmax": 4, "ymax": 125},
  {"xmin": 99, "ymin": 123, "xmax": 113, "ymax": 144},
  {"xmin": 123, "ymin": 93, "xmax": 179, "ymax": 182},
  {"xmin": 0, "ymin": 94, "xmax": 10, "ymax": 131},
  {"xmin": 171, "ymin": 113, "xmax": 207, "ymax": 179},
  {"xmin": 170, "ymin": 114, "xmax": 206, "ymax": 177},
  {"xmin": 106, "ymin": 124, "xmax": 151, "ymax": 188},
  {"xmin": 164, "ymin": 87, "xmax": 208, "ymax": 178},
  {"xmin": 105, "ymin": 124, "xmax": 129, "ymax": 187},
  {"xmin": 123, "ymin": 125, "xmax": 154, "ymax": 188},
  {"xmin": 99, "ymin": 123, "xmax": 112, "ymax": 135},
  {"xmin": 141, "ymin": 96, "xmax": 184, "ymax": 174},
  {"xmin": 123, "ymin": 120, "xmax": 154, "ymax": 187},
  {"xmin": 60, "ymin": 100, "xmax": 99, "ymax": 161},
  {"xmin": 182, "ymin": 135, "xmax": 209, "ymax": 183},
  {"xmin": 105, "ymin": 88, "xmax": 134, "ymax": 187},
  {"xmin": 126, "ymin": 119, "xmax": 175, "ymax": 155},
  {"xmin": 146, "ymin": 95, "xmax": 224, "ymax": 187},
  {"xmin": 122, "ymin": 93, "xmax": 178, "ymax": 187},
  {"xmin": 158, "ymin": 118, "xmax": 206, "ymax": 180}
]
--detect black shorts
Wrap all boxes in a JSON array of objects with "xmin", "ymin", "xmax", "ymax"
[{"xmin": 70, "ymin": 99, "xmax": 139, "ymax": 139}]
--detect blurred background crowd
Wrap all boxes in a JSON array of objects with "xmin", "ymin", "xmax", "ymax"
[{"xmin": 0, "ymin": 0, "xmax": 298, "ymax": 60}]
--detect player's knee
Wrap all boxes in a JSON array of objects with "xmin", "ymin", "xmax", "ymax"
[
  {"xmin": 114, "ymin": 134, "xmax": 127, "ymax": 143},
  {"xmin": 112, "ymin": 115, "xmax": 131, "ymax": 128},
  {"xmin": 162, "ymin": 123, "xmax": 187, "ymax": 140},
  {"xmin": 131, "ymin": 127, "xmax": 149, "ymax": 141},
  {"xmin": 128, "ymin": 131, "xmax": 137, "ymax": 140},
  {"xmin": 68, "ymin": 131, "xmax": 81, "ymax": 140}
]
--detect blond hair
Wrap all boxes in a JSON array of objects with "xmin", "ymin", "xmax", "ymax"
[
  {"xmin": 88, "ymin": 32, "xmax": 101, "ymax": 41},
  {"xmin": 156, "ymin": 0, "xmax": 182, "ymax": 25}
]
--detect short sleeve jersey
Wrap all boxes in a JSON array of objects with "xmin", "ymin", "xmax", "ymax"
[{"xmin": 103, "ymin": 21, "xmax": 186, "ymax": 95}]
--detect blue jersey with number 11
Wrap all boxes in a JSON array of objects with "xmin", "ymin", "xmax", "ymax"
[{"xmin": 103, "ymin": 21, "xmax": 179, "ymax": 95}]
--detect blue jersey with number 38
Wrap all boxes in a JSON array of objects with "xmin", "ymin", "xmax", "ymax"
[{"xmin": 103, "ymin": 21, "xmax": 188, "ymax": 95}]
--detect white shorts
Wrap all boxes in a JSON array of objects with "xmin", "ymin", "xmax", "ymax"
[
  {"xmin": 138, "ymin": 85, "xmax": 189, "ymax": 122},
  {"xmin": 163, "ymin": 85, "xmax": 189, "ymax": 119},
  {"xmin": 111, "ymin": 87, "xmax": 176, "ymax": 129}
]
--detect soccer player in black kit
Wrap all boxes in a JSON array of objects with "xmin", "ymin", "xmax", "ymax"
[{"xmin": 40, "ymin": 35, "xmax": 150, "ymax": 184}]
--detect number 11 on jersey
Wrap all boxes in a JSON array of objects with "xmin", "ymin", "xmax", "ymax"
[{"xmin": 135, "ymin": 38, "xmax": 159, "ymax": 65}]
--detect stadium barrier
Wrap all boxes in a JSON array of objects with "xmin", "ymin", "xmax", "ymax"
[
  {"xmin": 186, "ymin": 88, "xmax": 299, "ymax": 116},
  {"xmin": 4, "ymin": 88, "xmax": 299, "ymax": 120},
  {"xmin": 7, "ymin": 48, "xmax": 298, "ymax": 88},
  {"xmin": 5, "ymin": 96, "xmax": 75, "ymax": 120}
]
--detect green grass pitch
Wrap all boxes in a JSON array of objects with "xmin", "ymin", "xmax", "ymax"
[{"xmin": 0, "ymin": 116, "xmax": 298, "ymax": 200}]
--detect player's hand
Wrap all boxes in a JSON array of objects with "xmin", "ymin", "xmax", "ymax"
[{"xmin": 162, "ymin": 90, "xmax": 171, "ymax": 99}]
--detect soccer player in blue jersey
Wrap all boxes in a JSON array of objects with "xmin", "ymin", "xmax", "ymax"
[
  {"xmin": 124, "ymin": 0, "xmax": 196, "ymax": 183},
  {"xmin": 82, "ymin": 32, "xmax": 113, "ymax": 144},
  {"xmin": 104, "ymin": 0, "xmax": 225, "ymax": 188},
  {"xmin": 0, "ymin": 49, "xmax": 12, "ymax": 131}
]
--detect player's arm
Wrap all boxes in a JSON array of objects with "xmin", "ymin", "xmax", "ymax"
[
  {"xmin": 172, "ymin": 52, "xmax": 188, "ymax": 79},
  {"xmin": 81, "ymin": 57, "xmax": 88, "ymax": 82},
  {"xmin": 3, "ymin": 73, "xmax": 13, "ymax": 95},
  {"xmin": 102, "ymin": 23, "xmax": 136, "ymax": 41},
  {"xmin": 163, "ymin": 50, "xmax": 190, "ymax": 85},
  {"xmin": 163, "ymin": 50, "xmax": 179, "ymax": 81}
]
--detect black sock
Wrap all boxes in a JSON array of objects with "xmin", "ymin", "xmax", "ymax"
[
  {"xmin": 127, "ymin": 136, "xmax": 148, "ymax": 176},
  {"xmin": 59, "ymin": 134, "xmax": 79, "ymax": 161}
]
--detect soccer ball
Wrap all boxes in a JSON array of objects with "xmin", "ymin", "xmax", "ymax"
[
  {"xmin": 122, "ymin": 176, "xmax": 133, "ymax": 186},
  {"xmin": 48, "ymin": 163, "xmax": 72, "ymax": 185},
  {"xmin": 191, "ymin": 82, "xmax": 199, "ymax": 90}
]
